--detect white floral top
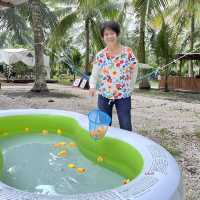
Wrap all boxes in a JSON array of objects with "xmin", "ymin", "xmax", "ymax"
[{"xmin": 89, "ymin": 46, "xmax": 138, "ymax": 99}]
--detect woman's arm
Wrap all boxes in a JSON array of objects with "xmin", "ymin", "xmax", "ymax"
[
  {"xmin": 89, "ymin": 61, "xmax": 99, "ymax": 89},
  {"xmin": 89, "ymin": 58, "xmax": 100, "ymax": 96}
]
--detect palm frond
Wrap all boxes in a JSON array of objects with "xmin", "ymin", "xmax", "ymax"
[
  {"xmin": 133, "ymin": 0, "xmax": 168, "ymax": 14},
  {"xmin": 98, "ymin": 1, "xmax": 121, "ymax": 20},
  {"xmin": 0, "ymin": 32, "xmax": 8, "ymax": 48},
  {"xmin": 90, "ymin": 19, "xmax": 104, "ymax": 51},
  {"xmin": 0, "ymin": 7, "xmax": 32, "ymax": 46},
  {"xmin": 48, "ymin": 11, "xmax": 78, "ymax": 48}
]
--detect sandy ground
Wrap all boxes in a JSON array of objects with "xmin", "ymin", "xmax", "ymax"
[{"xmin": 0, "ymin": 82, "xmax": 200, "ymax": 200}]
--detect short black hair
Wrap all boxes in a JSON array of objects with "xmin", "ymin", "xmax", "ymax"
[{"xmin": 100, "ymin": 21, "xmax": 120, "ymax": 37}]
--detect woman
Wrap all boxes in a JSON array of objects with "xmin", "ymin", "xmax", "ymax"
[{"xmin": 89, "ymin": 21, "xmax": 138, "ymax": 131}]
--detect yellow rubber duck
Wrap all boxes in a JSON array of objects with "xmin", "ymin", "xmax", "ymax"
[
  {"xmin": 24, "ymin": 127, "xmax": 30, "ymax": 132},
  {"xmin": 68, "ymin": 142, "xmax": 77, "ymax": 148},
  {"xmin": 41, "ymin": 129, "xmax": 48, "ymax": 135},
  {"xmin": 96, "ymin": 127, "xmax": 107, "ymax": 138},
  {"xmin": 90, "ymin": 130, "xmax": 97, "ymax": 138},
  {"xmin": 68, "ymin": 163, "xmax": 76, "ymax": 168},
  {"xmin": 53, "ymin": 142, "xmax": 66, "ymax": 148},
  {"xmin": 57, "ymin": 150, "xmax": 67, "ymax": 157},
  {"xmin": 90, "ymin": 126, "xmax": 107, "ymax": 140},
  {"xmin": 97, "ymin": 156, "xmax": 104, "ymax": 163},
  {"xmin": 123, "ymin": 179, "xmax": 130, "ymax": 185},
  {"xmin": 57, "ymin": 129, "xmax": 63, "ymax": 135},
  {"xmin": 76, "ymin": 168, "xmax": 86, "ymax": 174}
]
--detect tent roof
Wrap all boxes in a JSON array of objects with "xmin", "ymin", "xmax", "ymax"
[
  {"xmin": 0, "ymin": 48, "xmax": 49, "ymax": 68},
  {"xmin": 0, "ymin": 48, "xmax": 51, "ymax": 79},
  {"xmin": 1, "ymin": 48, "xmax": 29, "ymax": 53},
  {"xmin": 0, "ymin": 0, "xmax": 27, "ymax": 10}
]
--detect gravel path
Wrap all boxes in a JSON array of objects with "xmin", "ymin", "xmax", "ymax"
[{"xmin": 0, "ymin": 83, "xmax": 200, "ymax": 200}]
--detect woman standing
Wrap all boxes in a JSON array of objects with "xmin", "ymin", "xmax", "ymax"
[{"xmin": 89, "ymin": 21, "xmax": 138, "ymax": 131}]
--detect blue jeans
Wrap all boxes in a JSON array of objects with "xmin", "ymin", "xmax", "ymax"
[{"xmin": 98, "ymin": 95, "xmax": 132, "ymax": 131}]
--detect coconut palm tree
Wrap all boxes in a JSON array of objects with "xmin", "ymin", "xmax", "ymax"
[
  {"xmin": 131, "ymin": 0, "xmax": 168, "ymax": 89},
  {"xmin": 170, "ymin": 0, "xmax": 200, "ymax": 77},
  {"xmin": 151, "ymin": 17, "xmax": 177, "ymax": 91},
  {"xmin": 0, "ymin": 5, "xmax": 32, "ymax": 47},
  {"xmin": 29, "ymin": 0, "xmax": 48, "ymax": 92},
  {"xmin": 152, "ymin": 0, "xmax": 200, "ymax": 79},
  {"xmin": 29, "ymin": 0, "xmax": 60, "ymax": 92},
  {"xmin": 0, "ymin": 0, "xmax": 57, "ymax": 92},
  {"xmin": 49, "ymin": 0, "xmax": 122, "ymax": 75}
]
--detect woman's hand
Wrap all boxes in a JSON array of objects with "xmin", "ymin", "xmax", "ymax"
[{"xmin": 89, "ymin": 88, "xmax": 96, "ymax": 96}]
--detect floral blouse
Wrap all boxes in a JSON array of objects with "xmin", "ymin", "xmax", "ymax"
[{"xmin": 89, "ymin": 46, "xmax": 138, "ymax": 100}]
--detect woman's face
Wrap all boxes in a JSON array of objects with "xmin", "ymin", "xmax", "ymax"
[{"xmin": 103, "ymin": 28, "xmax": 118, "ymax": 46}]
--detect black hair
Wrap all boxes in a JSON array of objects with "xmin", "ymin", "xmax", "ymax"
[{"xmin": 100, "ymin": 21, "xmax": 120, "ymax": 37}]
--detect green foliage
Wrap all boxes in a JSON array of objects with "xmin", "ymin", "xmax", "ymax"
[
  {"xmin": 161, "ymin": 144, "xmax": 182, "ymax": 157},
  {"xmin": 61, "ymin": 47, "xmax": 83, "ymax": 75},
  {"xmin": 159, "ymin": 128, "xmax": 182, "ymax": 157},
  {"xmin": 0, "ymin": 0, "xmax": 199, "ymax": 78},
  {"xmin": 0, "ymin": 7, "xmax": 32, "ymax": 47},
  {"xmin": 49, "ymin": 12, "xmax": 78, "ymax": 48},
  {"xmin": 12, "ymin": 62, "xmax": 33, "ymax": 79}
]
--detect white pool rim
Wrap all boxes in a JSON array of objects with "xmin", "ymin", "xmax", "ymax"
[{"xmin": 0, "ymin": 109, "xmax": 184, "ymax": 200}]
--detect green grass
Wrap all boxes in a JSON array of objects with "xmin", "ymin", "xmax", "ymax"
[
  {"xmin": 158, "ymin": 128, "xmax": 182, "ymax": 157},
  {"xmin": 58, "ymin": 79, "xmax": 73, "ymax": 86},
  {"xmin": 56, "ymin": 74, "xmax": 78, "ymax": 86},
  {"xmin": 159, "ymin": 128, "xmax": 170, "ymax": 135},
  {"xmin": 138, "ymin": 127, "xmax": 182, "ymax": 157},
  {"xmin": 161, "ymin": 144, "xmax": 182, "ymax": 157}
]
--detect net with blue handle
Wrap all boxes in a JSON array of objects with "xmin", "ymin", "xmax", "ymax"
[{"xmin": 88, "ymin": 109, "xmax": 111, "ymax": 140}]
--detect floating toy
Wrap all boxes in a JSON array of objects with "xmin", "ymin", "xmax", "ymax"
[
  {"xmin": 123, "ymin": 179, "xmax": 130, "ymax": 185},
  {"xmin": 57, "ymin": 150, "xmax": 67, "ymax": 157},
  {"xmin": 90, "ymin": 126, "xmax": 107, "ymax": 140},
  {"xmin": 57, "ymin": 129, "xmax": 63, "ymax": 135},
  {"xmin": 41, "ymin": 129, "xmax": 48, "ymax": 135},
  {"xmin": 68, "ymin": 163, "xmax": 76, "ymax": 168},
  {"xmin": 76, "ymin": 168, "xmax": 86, "ymax": 174},
  {"xmin": 97, "ymin": 156, "xmax": 104, "ymax": 163},
  {"xmin": 53, "ymin": 142, "xmax": 66, "ymax": 148},
  {"xmin": 24, "ymin": 127, "xmax": 30, "ymax": 132},
  {"xmin": 68, "ymin": 142, "xmax": 77, "ymax": 148}
]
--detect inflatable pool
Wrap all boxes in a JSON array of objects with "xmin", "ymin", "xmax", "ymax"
[{"xmin": 0, "ymin": 109, "xmax": 184, "ymax": 200}]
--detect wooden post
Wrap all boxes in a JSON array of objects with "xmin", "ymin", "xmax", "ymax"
[{"xmin": 178, "ymin": 60, "xmax": 182, "ymax": 76}]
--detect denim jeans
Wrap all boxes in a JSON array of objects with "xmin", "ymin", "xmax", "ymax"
[{"xmin": 98, "ymin": 95, "xmax": 132, "ymax": 131}]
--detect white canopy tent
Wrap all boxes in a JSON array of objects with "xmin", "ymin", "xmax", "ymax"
[
  {"xmin": 0, "ymin": 0, "xmax": 27, "ymax": 10},
  {"xmin": 0, "ymin": 1, "xmax": 51, "ymax": 80},
  {"xmin": 0, "ymin": 48, "xmax": 51, "ymax": 79}
]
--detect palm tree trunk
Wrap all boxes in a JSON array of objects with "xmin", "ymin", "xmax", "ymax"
[
  {"xmin": 164, "ymin": 57, "xmax": 169, "ymax": 92},
  {"xmin": 189, "ymin": 11, "xmax": 195, "ymax": 78},
  {"xmin": 138, "ymin": 11, "xmax": 151, "ymax": 89},
  {"xmin": 30, "ymin": 0, "xmax": 48, "ymax": 92},
  {"xmin": 85, "ymin": 17, "xmax": 90, "ymax": 75},
  {"xmin": 137, "ymin": 13, "xmax": 146, "ymax": 63}
]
